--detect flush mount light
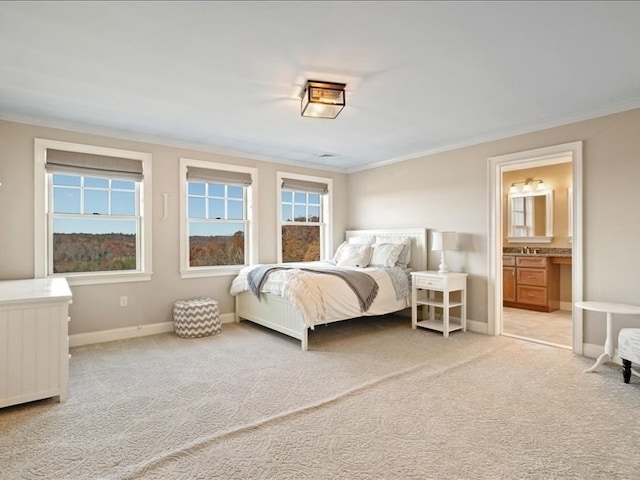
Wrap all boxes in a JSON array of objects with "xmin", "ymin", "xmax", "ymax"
[{"xmin": 301, "ymin": 80, "xmax": 346, "ymax": 119}]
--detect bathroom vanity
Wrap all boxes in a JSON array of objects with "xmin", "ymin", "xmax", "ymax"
[{"xmin": 503, "ymin": 253, "xmax": 570, "ymax": 312}]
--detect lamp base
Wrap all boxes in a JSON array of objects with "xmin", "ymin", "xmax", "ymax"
[{"xmin": 438, "ymin": 251, "xmax": 449, "ymax": 274}]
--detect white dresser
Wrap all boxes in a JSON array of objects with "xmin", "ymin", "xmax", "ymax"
[{"xmin": 0, "ymin": 278, "xmax": 72, "ymax": 408}]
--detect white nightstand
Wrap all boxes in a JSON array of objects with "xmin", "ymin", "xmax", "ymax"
[{"xmin": 411, "ymin": 271, "xmax": 468, "ymax": 337}]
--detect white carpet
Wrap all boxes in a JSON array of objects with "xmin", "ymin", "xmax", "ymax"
[{"xmin": 1, "ymin": 315, "xmax": 638, "ymax": 479}]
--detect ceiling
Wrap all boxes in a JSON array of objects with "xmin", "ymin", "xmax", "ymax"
[{"xmin": 2, "ymin": 1, "xmax": 640, "ymax": 173}]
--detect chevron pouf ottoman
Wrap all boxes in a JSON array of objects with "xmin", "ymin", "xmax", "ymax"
[{"xmin": 173, "ymin": 297, "xmax": 221, "ymax": 338}]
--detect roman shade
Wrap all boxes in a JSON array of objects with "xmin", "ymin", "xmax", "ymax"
[
  {"xmin": 281, "ymin": 178, "xmax": 329, "ymax": 194},
  {"xmin": 187, "ymin": 167, "xmax": 252, "ymax": 186},
  {"xmin": 45, "ymin": 149, "xmax": 143, "ymax": 181}
]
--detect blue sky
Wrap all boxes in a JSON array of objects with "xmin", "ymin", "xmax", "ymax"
[{"xmin": 53, "ymin": 175, "xmax": 245, "ymax": 236}]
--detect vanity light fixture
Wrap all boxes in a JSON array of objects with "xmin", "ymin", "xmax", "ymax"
[
  {"xmin": 432, "ymin": 231, "xmax": 457, "ymax": 274},
  {"xmin": 509, "ymin": 178, "xmax": 547, "ymax": 194},
  {"xmin": 301, "ymin": 80, "xmax": 346, "ymax": 119}
]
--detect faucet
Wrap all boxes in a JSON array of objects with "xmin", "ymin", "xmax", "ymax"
[{"xmin": 521, "ymin": 246, "xmax": 530, "ymax": 254}]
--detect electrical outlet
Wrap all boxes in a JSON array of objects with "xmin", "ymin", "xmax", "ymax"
[{"xmin": 120, "ymin": 296, "xmax": 128, "ymax": 307}]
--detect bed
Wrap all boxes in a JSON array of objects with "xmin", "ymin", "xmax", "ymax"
[{"xmin": 231, "ymin": 228, "xmax": 427, "ymax": 350}]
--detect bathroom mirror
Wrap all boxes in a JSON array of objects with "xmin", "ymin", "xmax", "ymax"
[{"xmin": 507, "ymin": 190, "xmax": 554, "ymax": 243}]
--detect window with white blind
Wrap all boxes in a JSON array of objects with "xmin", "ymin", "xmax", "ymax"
[
  {"xmin": 277, "ymin": 172, "xmax": 333, "ymax": 263},
  {"xmin": 34, "ymin": 139, "xmax": 152, "ymax": 285},
  {"xmin": 180, "ymin": 158, "xmax": 258, "ymax": 278}
]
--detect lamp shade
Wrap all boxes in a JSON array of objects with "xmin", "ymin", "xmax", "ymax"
[{"xmin": 432, "ymin": 231, "xmax": 457, "ymax": 251}]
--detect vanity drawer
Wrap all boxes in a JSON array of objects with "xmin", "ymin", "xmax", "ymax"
[
  {"xmin": 502, "ymin": 255, "xmax": 515, "ymax": 266},
  {"xmin": 516, "ymin": 256, "xmax": 547, "ymax": 268},
  {"xmin": 517, "ymin": 285, "xmax": 547, "ymax": 306},
  {"xmin": 517, "ymin": 267, "xmax": 547, "ymax": 286}
]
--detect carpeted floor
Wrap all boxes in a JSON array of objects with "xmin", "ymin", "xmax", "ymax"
[{"xmin": 1, "ymin": 315, "xmax": 638, "ymax": 480}]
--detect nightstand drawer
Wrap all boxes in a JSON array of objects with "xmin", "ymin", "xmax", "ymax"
[{"xmin": 414, "ymin": 276, "xmax": 445, "ymax": 289}]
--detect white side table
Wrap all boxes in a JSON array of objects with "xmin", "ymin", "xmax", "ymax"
[
  {"xmin": 575, "ymin": 301, "xmax": 640, "ymax": 373},
  {"xmin": 411, "ymin": 271, "xmax": 468, "ymax": 337}
]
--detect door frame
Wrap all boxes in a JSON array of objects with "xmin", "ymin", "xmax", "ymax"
[{"xmin": 487, "ymin": 141, "xmax": 583, "ymax": 354}]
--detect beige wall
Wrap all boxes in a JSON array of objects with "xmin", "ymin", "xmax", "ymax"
[
  {"xmin": 347, "ymin": 108, "xmax": 640, "ymax": 345},
  {"xmin": 3, "ymin": 107, "xmax": 640, "ymax": 347},
  {"xmin": 0, "ymin": 120, "xmax": 348, "ymax": 335}
]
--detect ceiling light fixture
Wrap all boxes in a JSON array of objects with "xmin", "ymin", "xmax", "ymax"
[{"xmin": 301, "ymin": 80, "xmax": 346, "ymax": 119}]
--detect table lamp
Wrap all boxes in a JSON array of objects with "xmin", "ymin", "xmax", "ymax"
[{"xmin": 432, "ymin": 231, "xmax": 457, "ymax": 273}]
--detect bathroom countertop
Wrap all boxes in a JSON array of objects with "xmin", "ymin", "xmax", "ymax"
[{"xmin": 502, "ymin": 248, "xmax": 572, "ymax": 258}]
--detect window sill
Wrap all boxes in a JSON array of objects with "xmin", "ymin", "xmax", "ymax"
[
  {"xmin": 52, "ymin": 272, "xmax": 152, "ymax": 286},
  {"xmin": 180, "ymin": 266, "xmax": 243, "ymax": 279}
]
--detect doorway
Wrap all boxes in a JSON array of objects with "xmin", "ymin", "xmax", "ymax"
[
  {"xmin": 488, "ymin": 142, "xmax": 584, "ymax": 355},
  {"xmin": 502, "ymin": 161, "xmax": 573, "ymax": 348}
]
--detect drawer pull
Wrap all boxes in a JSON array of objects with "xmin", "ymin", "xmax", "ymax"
[
  {"xmin": 527, "ymin": 275, "xmax": 535, "ymax": 278},
  {"xmin": 528, "ymin": 294, "xmax": 535, "ymax": 297}
]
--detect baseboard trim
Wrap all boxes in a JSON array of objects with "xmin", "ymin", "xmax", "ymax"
[
  {"xmin": 69, "ymin": 313, "xmax": 236, "ymax": 347},
  {"xmin": 70, "ymin": 313, "xmax": 590, "ymax": 354},
  {"xmin": 582, "ymin": 343, "xmax": 600, "ymax": 360},
  {"xmin": 467, "ymin": 319, "xmax": 488, "ymax": 335},
  {"xmin": 581, "ymin": 342, "xmax": 623, "ymax": 363}
]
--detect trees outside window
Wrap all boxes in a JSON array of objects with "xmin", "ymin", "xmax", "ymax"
[
  {"xmin": 35, "ymin": 139, "xmax": 152, "ymax": 285},
  {"xmin": 180, "ymin": 159, "xmax": 257, "ymax": 278},
  {"xmin": 277, "ymin": 173, "xmax": 333, "ymax": 263}
]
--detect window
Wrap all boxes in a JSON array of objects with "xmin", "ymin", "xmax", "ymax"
[
  {"xmin": 34, "ymin": 139, "xmax": 152, "ymax": 285},
  {"xmin": 277, "ymin": 172, "xmax": 333, "ymax": 263},
  {"xmin": 180, "ymin": 159, "xmax": 257, "ymax": 278},
  {"xmin": 510, "ymin": 196, "xmax": 532, "ymax": 237}
]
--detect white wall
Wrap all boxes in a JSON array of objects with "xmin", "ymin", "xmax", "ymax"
[{"xmin": 347, "ymin": 107, "xmax": 640, "ymax": 345}]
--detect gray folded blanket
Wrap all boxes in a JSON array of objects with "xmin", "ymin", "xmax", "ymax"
[{"xmin": 247, "ymin": 265, "xmax": 379, "ymax": 312}]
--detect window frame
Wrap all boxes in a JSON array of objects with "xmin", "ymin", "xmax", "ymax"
[
  {"xmin": 34, "ymin": 138, "xmax": 153, "ymax": 285},
  {"xmin": 276, "ymin": 171, "xmax": 333, "ymax": 263},
  {"xmin": 179, "ymin": 158, "xmax": 258, "ymax": 278}
]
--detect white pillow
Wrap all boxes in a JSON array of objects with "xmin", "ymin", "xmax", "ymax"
[
  {"xmin": 336, "ymin": 244, "xmax": 373, "ymax": 268},
  {"xmin": 332, "ymin": 241, "xmax": 348, "ymax": 263},
  {"xmin": 369, "ymin": 243, "xmax": 404, "ymax": 267},
  {"xmin": 348, "ymin": 235, "xmax": 376, "ymax": 245},
  {"xmin": 375, "ymin": 235, "xmax": 411, "ymax": 267}
]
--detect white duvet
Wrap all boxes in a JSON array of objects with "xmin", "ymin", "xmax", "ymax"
[{"xmin": 230, "ymin": 262, "xmax": 409, "ymax": 328}]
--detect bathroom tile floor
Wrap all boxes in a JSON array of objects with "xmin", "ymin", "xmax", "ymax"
[{"xmin": 502, "ymin": 306, "xmax": 572, "ymax": 347}]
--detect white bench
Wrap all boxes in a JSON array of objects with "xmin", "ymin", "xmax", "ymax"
[{"xmin": 619, "ymin": 328, "xmax": 640, "ymax": 383}]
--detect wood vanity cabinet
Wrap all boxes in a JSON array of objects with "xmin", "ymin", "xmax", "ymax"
[
  {"xmin": 503, "ymin": 255, "xmax": 560, "ymax": 312},
  {"xmin": 502, "ymin": 255, "xmax": 516, "ymax": 303}
]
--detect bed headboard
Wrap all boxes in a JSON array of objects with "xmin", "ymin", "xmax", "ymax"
[{"xmin": 345, "ymin": 228, "xmax": 428, "ymax": 271}]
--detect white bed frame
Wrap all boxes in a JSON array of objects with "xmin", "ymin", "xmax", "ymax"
[{"xmin": 234, "ymin": 228, "xmax": 428, "ymax": 350}]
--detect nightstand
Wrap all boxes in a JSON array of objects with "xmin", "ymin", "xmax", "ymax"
[{"xmin": 411, "ymin": 271, "xmax": 468, "ymax": 337}]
